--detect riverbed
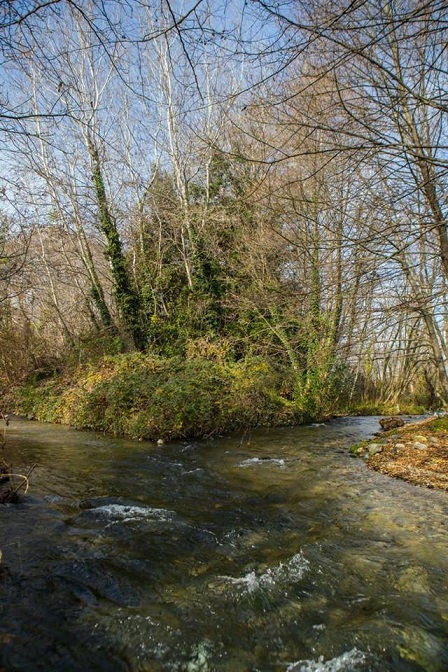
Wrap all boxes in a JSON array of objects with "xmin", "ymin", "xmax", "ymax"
[{"xmin": 0, "ymin": 416, "xmax": 447, "ymax": 671}]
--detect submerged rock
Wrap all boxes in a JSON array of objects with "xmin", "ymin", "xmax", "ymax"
[
  {"xmin": 396, "ymin": 566, "xmax": 431, "ymax": 595},
  {"xmin": 397, "ymin": 625, "xmax": 444, "ymax": 672}
]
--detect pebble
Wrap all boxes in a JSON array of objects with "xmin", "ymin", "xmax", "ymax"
[
  {"xmin": 413, "ymin": 435, "xmax": 428, "ymax": 443},
  {"xmin": 366, "ymin": 443, "xmax": 383, "ymax": 457},
  {"xmin": 413, "ymin": 442, "xmax": 427, "ymax": 450}
]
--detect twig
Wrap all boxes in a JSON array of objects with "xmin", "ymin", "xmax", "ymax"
[
  {"xmin": 25, "ymin": 464, "xmax": 37, "ymax": 480},
  {"xmin": 238, "ymin": 428, "xmax": 252, "ymax": 447},
  {"xmin": 1, "ymin": 474, "xmax": 29, "ymax": 495},
  {"xmin": 0, "ymin": 414, "xmax": 9, "ymax": 450}
]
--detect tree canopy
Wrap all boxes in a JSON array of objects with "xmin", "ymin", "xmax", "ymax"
[{"xmin": 1, "ymin": 0, "xmax": 447, "ymax": 411}]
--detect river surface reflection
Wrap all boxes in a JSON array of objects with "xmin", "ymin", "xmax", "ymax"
[{"xmin": 0, "ymin": 416, "xmax": 447, "ymax": 671}]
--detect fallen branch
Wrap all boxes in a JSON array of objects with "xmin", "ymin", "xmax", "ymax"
[
  {"xmin": 0, "ymin": 474, "xmax": 29, "ymax": 503},
  {"xmin": 0, "ymin": 465, "xmax": 36, "ymax": 503},
  {"xmin": 6, "ymin": 474, "xmax": 29, "ymax": 495}
]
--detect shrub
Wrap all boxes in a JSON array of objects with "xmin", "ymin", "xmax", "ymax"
[{"xmin": 11, "ymin": 354, "xmax": 306, "ymax": 440}]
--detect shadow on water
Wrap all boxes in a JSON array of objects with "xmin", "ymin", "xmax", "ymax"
[{"xmin": 0, "ymin": 416, "xmax": 447, "ymax": 671}]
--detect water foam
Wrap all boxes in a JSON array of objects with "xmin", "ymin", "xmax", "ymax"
[
  {"xmin": 286, "ymin": 648, "xmax": 366, "ymax": 672},
  {"xmin": 239, "ymin": 457, "xmax": 286, "ymax": 468},
  {"xmin": 220, "ymin": 552, "xmax": 309, "ymax": 594},
  {"xmin": 186, "ymin": 640, "xmax": 213, "ymax": 672},
  {"xmin": 93, "ymin": 504, "xmax": 176, "ymax": 523}
]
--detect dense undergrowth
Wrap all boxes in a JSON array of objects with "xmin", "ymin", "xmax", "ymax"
[
  {"xmin": 8, "ymin": 354, "xmax": 313, "ymax": 441},
  {"xmin": 5, "ymin": 347, "xmax": 432, "ymax": 442}
]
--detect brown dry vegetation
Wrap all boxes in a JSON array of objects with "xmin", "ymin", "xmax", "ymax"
[{"xmin": 363, "ymin": 417, "xmax": 448, "ymax": 490}]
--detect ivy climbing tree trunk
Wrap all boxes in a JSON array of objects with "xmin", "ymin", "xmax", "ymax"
[{"xmin": 88, "ymin": 136, "xmax": 146, "ymax": 351}]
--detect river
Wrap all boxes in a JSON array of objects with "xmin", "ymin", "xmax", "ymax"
[{"xmin": 0, "ymin": 416, "xmax": 447, "ymax": 671}]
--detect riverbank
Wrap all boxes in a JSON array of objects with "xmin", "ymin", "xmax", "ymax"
[
  {"xmin": 354, "ymin": 416, "xmax": 448, "ymax": 490},
  {"xmin": 4, "ymin": 353, "xmax": 312, "ymax": 441},
  {"xmin": 5, "ymin": 353, "xmax": 445, "ymax": 493}
]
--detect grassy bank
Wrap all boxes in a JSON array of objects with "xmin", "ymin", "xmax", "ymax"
[{"xmin": 8, "ymin": 353, "xmax": 315, "ymax": 441}]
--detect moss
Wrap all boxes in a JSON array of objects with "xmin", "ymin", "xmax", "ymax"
[
  {"xmin": 348, "ymin": 441, "xmax": 365, "ymax": 455},
  {"xmin": 432, "ymin": 416, "xmax": 448, "ymax": 432}
]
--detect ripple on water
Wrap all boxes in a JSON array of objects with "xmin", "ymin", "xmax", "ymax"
[
  {"xmin": 91, "ymin": 612, "xmax": 218, "ymax": 672},
  {"xmin": 4, "ymin": 416, "xmax": 448, "ymax": 672}
]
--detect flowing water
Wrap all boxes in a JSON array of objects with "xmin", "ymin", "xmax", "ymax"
[{"xmin": 0, "ymin": 416, "xmax": 447, "ymax": 672}]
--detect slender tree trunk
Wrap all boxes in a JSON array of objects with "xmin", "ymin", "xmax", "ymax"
[{"xmin": 88, "ymin": 136, "xmax": 145, "ymax": 350}]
